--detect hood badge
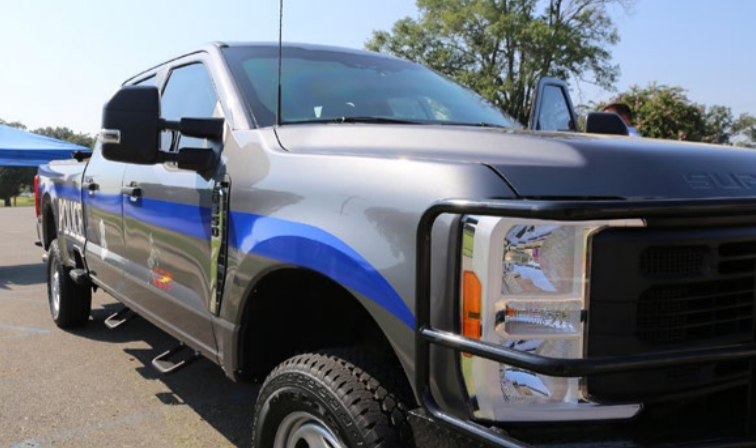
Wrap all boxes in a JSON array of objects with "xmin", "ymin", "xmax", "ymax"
[{"xmin": 684, "ymin": 173, "xmax": 756, "ymax": 190}]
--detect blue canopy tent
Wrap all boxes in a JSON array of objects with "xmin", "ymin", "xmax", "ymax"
[{"xmin": 0, "ymin": 124, "xmax": 90, "ymax": 167}]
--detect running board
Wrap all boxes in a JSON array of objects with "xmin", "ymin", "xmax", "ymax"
[
  {"xmin": 69, "ymin": 269, "xmax": 91, "ymax": 286},
  {"xmin": 151, "ymin": 343, "xmax": 199, "ymax": 375},
  {"xmin": 104, "ymin": 307, "xmax": 136, "ymax": 329}
]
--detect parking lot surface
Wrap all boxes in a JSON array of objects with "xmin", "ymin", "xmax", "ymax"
[{"xmin": 0, "ymin": 207, "xmax": 258, "ymax": 448}]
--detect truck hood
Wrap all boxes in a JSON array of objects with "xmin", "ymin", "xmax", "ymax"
[{"xmin": 276, "ymin": 124, "xmax": 756, "ymax": 200}]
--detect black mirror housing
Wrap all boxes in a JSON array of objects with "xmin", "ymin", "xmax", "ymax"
[
  {"xmin": 101, "ymin": 86, "xmax": 161, "ymax": 164},
  {"xmin": 585, "ymin": 112, "xmax": 630, "ymax": 136},
  {"xmin": 179, "ymin": 118, "xmax": 224, "ymax": 140},
  {"xmin": 176, "ymin": 147, "xmax": 219, "ymax": 173}
]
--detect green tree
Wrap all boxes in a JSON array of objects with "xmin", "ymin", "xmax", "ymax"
[
  {"xmin": 0, "ymin": 119, "xmax": 27, "ymax": 130},
  {"xmin": 367, "ymin": 0, "xmax": 631, "ymax": 125},
  {"xmin": 0, "ymin": 167, "xmax": 35, "ymax": 206},
  {"xmin": 32, "ymin": 126, "xmax": 96, "ymax": 149},
  {"xmin": 704, "ymin": 105, "xmax": 734, "ymax": 145},
  {"xmin": 601, "ymin": 83, "xmax": 729, "ymax": 142},
  {"xmin": 731, "ymin": 113, "xmax": 756, "ymax": 148}
]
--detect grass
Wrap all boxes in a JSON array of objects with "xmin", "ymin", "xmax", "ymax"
[{"xmin": 0, "ymin": 196, "xmax": 34, "ymax": 207}]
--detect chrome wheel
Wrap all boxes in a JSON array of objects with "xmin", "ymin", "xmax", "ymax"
[
  {"xmin": 49, "ymin": 260, "xmax": 61, "ymax": 320},
  {"xmin": 46, "ymin": 239, "xmax": 91, "ymax": 328},
  {"xmin": 273, "ymin": 411, "xmax": 345, "ymax": 448}
]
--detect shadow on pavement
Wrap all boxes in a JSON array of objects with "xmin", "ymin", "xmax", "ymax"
[
  {"xmin": 0, "ymin": 263, "xmax": 45, "ymax": 289},
  {"xmin": 127, "ymin": 346, "xmax": 258, "ymax": 448},
  {"xmin": 69, "ymin": 301, "xmax": 258, "ymax": 447}
]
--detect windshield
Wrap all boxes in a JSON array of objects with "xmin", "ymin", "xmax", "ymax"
[{"xmin": 222, "ymin": 45, "xmax": 519, "ymax": 129}]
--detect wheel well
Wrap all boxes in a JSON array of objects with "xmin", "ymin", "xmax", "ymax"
[
  {"xmin": 42, "ymin": 197, "xmax": 56, "ymax": 249},
  {"xmin": 238, "ymin": 268, "xmax": 406, "ymax": 386}
]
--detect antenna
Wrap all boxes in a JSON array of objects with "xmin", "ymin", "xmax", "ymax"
[{"xmin": 276, "ymin": 0, "xmax": 284, "ymax": 127}]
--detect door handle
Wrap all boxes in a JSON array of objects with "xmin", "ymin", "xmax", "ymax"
[
  {"xmin": 121, "ymin": 186, "xmax": 142, "ymax": 198},
  {"xmin": 83, "ymin": 177, "xmax": 98, "ymax": 193}
]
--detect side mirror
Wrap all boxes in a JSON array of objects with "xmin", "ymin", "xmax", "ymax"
[
  {"xmin": 100, "ymin": 86, "xmax": 161, "ymax": 164},
  {"xmin": 585, "ymin": 112, "xmax": 630, "ymax": 136}
]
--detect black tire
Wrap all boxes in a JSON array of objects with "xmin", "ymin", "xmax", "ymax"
[
  {"xmin": 47, "ymin": 239, "xmax": 91, "ymax": 328},
  {"xmin": 252, "ymin": 350, "xmax": 414, "ymax": 448}
]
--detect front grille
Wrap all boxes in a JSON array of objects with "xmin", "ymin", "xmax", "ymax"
[
  {"xmin": 637, "ymin": 278, "xmax": 754, "ymax": 344},
  {"xmin": 639, "ymin": 245, "xmax": 708, "ymax": 277},
  {"xmin": 587, "ymin": 226, "xmax": 756, "ymax": 403}
]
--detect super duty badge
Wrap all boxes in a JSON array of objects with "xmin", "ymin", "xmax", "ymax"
[{"xmin": 684, "ymin": 172, "xmax": 756, "ymax": 190}]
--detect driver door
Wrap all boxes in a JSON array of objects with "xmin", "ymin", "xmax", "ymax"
[
  {"xmin": 120, "ymin": 59, "xmax": 226, "ymax": 356},
  {"xmin": 528, "ymin": 78, "xmax": 579, "ymax": 132}
]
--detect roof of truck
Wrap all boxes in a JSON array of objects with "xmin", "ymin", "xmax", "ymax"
[{"xmin": 122, "ymin": 41, "xmax": 399, "ymax": 85}]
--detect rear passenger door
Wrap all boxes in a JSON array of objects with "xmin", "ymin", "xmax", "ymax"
[{"xmin": 120, "ymin": 59, "xmax": 227, "ymax": 356}]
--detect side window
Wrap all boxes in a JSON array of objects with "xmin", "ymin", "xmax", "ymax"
[
  {"xmin": 529, "ymin": 78, "xmax": 578, "ymax": 132},
  {"xmin": 160, "ymin": 63, "xmax": 219, "ymax": 151},
  {"xmin": 537, "ymin": 85, "xmax": 573, "ymax": 131}
]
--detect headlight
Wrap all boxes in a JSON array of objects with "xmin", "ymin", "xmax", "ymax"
[{"xmin": 460, "ymin": 216, "xmax": 644, "ymax": 422}]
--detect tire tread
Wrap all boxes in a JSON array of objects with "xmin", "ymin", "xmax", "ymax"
[
  {"xmin": 47, "ymin": 239, "xmax": 91, "ymax": 328},
  {"xmin": 252, "ymin": 348, "xmax": 415, "ymax": 448}
]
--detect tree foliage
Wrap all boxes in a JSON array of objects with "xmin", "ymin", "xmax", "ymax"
[
  {"xmin": 703, "ymin": 105, "xmax": 734, "ymax": 145},
  {"xmin": 605, "ymin": 84, "xmax": 710, "ymax": 141},
  {"xmin": 0, "ymin": 167, "xmax": 35, "ymax": 206},
  {"xmin": 33, "ymin": 126, "xmax": 96, "ymax": 149},
  {"xmin": 367, "ymin": 0, "xmax": 630, "ymax": 125},
  {"xmin": 0, "ymin": 118, "xmax": 27, "ymax": 130},
  {"xmin": 732, "ymin": 113, "xmax": 756, "ymax": 148},
  {"xmin": 599, "ymin": 83, "xmax": 755, "ymax": 145}
]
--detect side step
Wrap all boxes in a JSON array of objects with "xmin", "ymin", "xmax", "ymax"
[
  {"xmin": 151, "ymin": 343, "xmax": 199, "ymax": 375},
  {"xmin": 69, "ymin": 269, "xmax": 91, "ymax": 286},
  {"xmin": 104, "ymin": 307, "xmax": 136, "ymax": 329}
]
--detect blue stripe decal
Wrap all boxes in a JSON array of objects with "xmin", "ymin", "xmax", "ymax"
[
  {"xmin": 87, "ymin": 191, "xmax": 121, "ymax": 216},
  {"xmin": 54, "ymin": 186, "xmax": 414, "ymax": 328},
  {"xmin": 49, "ymin": 184, "xmax": 81, "ymax": 202},
  {"xmin": 124, "ymin": 198, "xmax": 211, "ymax": 240},
  {"xmin": 229, "ymin": 211, "xmax": 414, "ymax": 328}
]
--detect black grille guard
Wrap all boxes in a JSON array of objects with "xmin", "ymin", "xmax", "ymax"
[{"xmin": 415, "ymin": 198, "xmax": 756, "ymax": 448}]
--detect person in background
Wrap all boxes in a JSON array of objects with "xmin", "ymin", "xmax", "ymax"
[{"xmin": 602, "ymin": 103, "xmax": 641, "ymax": 137}]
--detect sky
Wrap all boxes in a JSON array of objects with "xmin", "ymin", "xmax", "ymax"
[{"xmin": 0, "ymin": 0, "xmax": 754, "ymax": 135}]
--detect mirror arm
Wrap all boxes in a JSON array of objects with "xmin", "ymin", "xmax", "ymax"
[
  {"xmin": 156, "ymin": 152, "xmax": 179, "ymax": 164},
  {"xmin": 154, "ymin": 148, "xmax": 218, "ymax": 174},
  {"xmin": 159, "ymin": 119, "xmax": 181, "ymax": 133},
  {"xmin": 159, "ymin": 118, "xmax": 224, "ymax": 140}
]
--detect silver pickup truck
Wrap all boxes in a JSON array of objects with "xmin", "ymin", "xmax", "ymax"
[{"xmin": 35, "ymin": 42, "xmax": 756, "ymax": 447}]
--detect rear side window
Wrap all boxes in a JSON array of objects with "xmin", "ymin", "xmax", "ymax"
[{"xmin": 160, "ymin": 63, "xmax": 219, "ymax": 151}]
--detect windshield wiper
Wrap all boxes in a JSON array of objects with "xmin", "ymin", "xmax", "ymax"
[
  {"xmin": 283, "ymin": 117, "xmax": 514, "ymax": 129},
  {"xmin": 437, "ymin": 121, "xmax": 511, "ymax": 129},
  {"xmin": 286, "ymin": 116, "xmax": 424, "ymax": 125}
]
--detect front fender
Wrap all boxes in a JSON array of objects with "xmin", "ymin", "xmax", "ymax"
[{"xmin": 222, "ymin": 211, "xmax": 414, "ymax": 328}]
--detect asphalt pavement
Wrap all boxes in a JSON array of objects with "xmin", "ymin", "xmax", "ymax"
[{"xmin": 0, "ymin": 207, "xmax": 258, "ymax": 448}]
